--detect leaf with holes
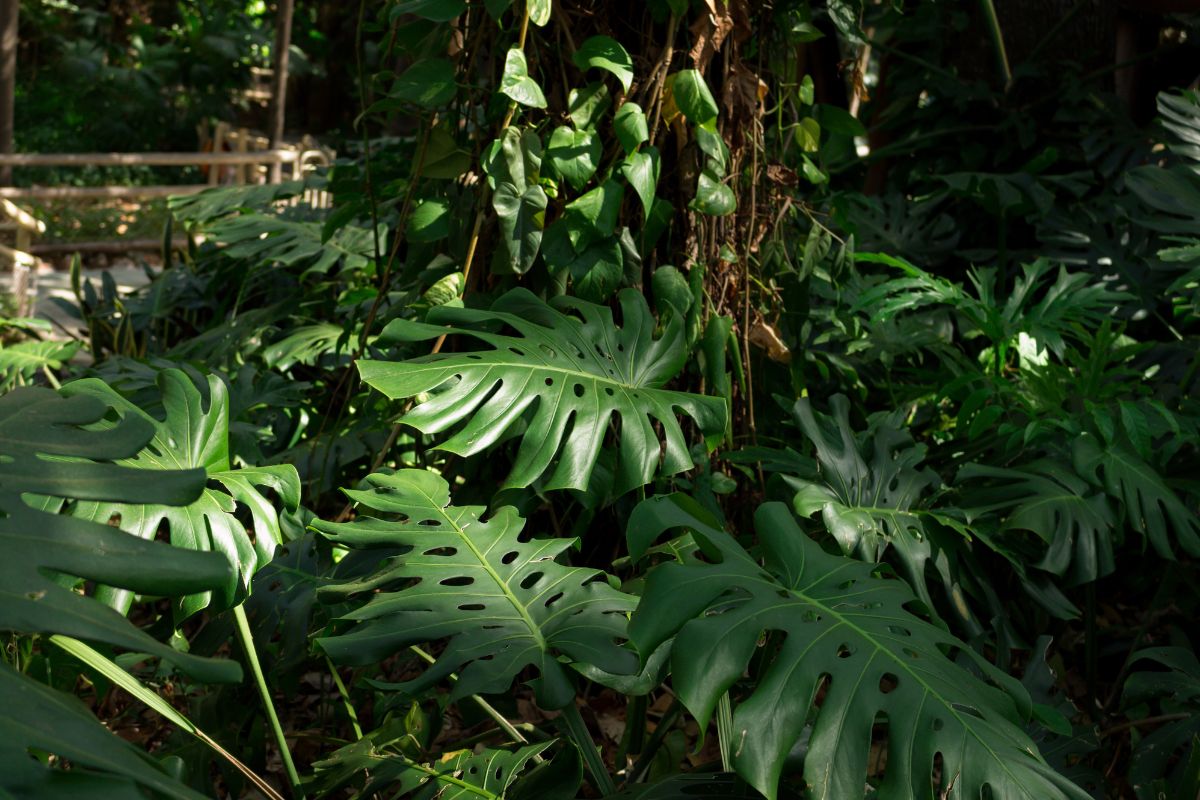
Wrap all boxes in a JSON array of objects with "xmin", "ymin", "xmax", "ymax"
[
  {"xmin": 628, "ymin": 496, "xmax": 1090, "ymax": 800},
  {"xmin": 59, "ymin": 369, "xmax": 301, "ymax": 620},
  {"xmin": 314, "ymin": 470, "xmax": 638, "ymax": 709},
  {"xmin": 360, "ymin": 288, "xmax": 727, "ymax": 493},
  {"xmin": 0, "ymin": 387, "xmax": 239, "ymax": 683}
]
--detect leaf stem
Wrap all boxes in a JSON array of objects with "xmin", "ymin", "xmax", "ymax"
[
  {"xmin": 978, "ymin": 0, "xmax": 1012, "ymax": 90},
  {"xmin": 627, "ymin": 697, "xmax": 683, "ymax": 784},
  {"xmin": 50, "ymin": 634, "xmax": 285, "ymax": 800},
  {"xmin": 408, "ymin": 645, "xmax": 537, "ymax": 750},
  {"xmin": 233, "ymin": 604, "xmax": 305, "ymax": 799},
  {"xmin": 325, "ymin": 656, "xmax": 364, "ymax": 742},
  {"xmin": 561, "ymin": 701, "xmax": 616, "ymax": 796},
  {"xmin": 716, "ymin": 692, "xmax": 734, "ymax": 772}
]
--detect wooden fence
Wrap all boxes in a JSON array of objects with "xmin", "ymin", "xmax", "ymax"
[{"xmin": 0, "ymin": 137, "xmax": 333, "ymax": 316}]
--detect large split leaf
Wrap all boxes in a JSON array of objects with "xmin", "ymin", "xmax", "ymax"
[
  {"xmin": 60, "ymin": 369, "xmax": 302, "ymax": 619},
  {"xmin": 1073, "ymin": 433, "xmax": 1200, "ymax": 560},
  {"xmin": 360, "ymin": 289, "xmax": 726, "ymax": 494},
  {"xmin": 627, "ymin": 496, "xmax": 1089, "ymax": 800},
  {"xmin": 786, "ymin": 395, "xmax": 956, "ymax": 613},
  {"xmin": 0, "ymin": 663, "xmax": 210, "ymax": 800},
  {"xmin": 958, "ymin": 459, "xmax": 1116, "ymax": 585},
  {"xmin": 0, "ymin": 387, "xmax": 239, "ymax": 682},
  {"xmin": 314, "ymin": 470, "xmax": 638, "ymax": 709}
]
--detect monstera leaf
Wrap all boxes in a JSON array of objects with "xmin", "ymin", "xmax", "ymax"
[
  {"xmin": 360, "ymin": 289, "xmax": 726, "ymax": 494},
  {"xmin": 0, "ymin": 387, "xmax": 238, "ymax": 683},
  {"xmin": 313, "ymin": 720, "xmax": 554, "ymax": 800},
  {"xmin": 1073, "ymin": 433, "xmax": 1200, "ymax": 560},
  {"xmin": 1122, "ymin": 647, "xmax": 1200, "ymax": 798},
  {"xmin": 314, "ymin": 470, "xmax": 638, "ymax": 709},
  {"xmin": 958, "ymin": 459, "xmax": 1116, "ymax": 585},
  {"xmin": 786, "ymin": 395, "xmax": 956, "ymax": 613},
  {"xmin": 59, "ymin": 369, "xmax": 302, "ymax": 619},
  {"xmin": 0, "ymin": 664, "xmax": 210, "ymax": 800},
  {"xmin": 627, "ymin": 496, "xmax": 1088, "ymax": 800}
]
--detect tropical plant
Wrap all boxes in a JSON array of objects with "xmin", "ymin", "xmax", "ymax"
[{"xmin": 4, "ymin": 1, "xmax": 1200, "ymax": 798}]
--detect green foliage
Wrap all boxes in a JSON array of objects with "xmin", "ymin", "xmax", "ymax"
[
  {"xmin": 7, "ymin": 2, "xmax": 1200, "ymax": 798},
  {"xmin": 314, "ymin": 470, "xmax": 637, "ymax": 709},
  {"xmin": 59, "ymin": 369, "xmax": 302, "ymax": 618},
  {"xmin": 0, "ymin": 386, "xmax": 239, "ymax": 682},
  {"xmin": 360, "ymin": 289, "xmax": 726, "ymax": 493},
  {"xmin": 0, "ymin": 663, "xmax": 209, "ymax": 800},
  {"xmin": 628, "ymin": 496, "xmax": 1087, "ymax": 800}
]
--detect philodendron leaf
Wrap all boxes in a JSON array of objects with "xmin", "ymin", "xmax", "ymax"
[
  {"xmin": 1073, "ymin": 433, "xmax": 1200, "ymax": 559},
  {"xmin": 622, "ymin": 146, "xmax": 660, "ymax": 221},
  {"xmin": 0, "ymin": 663, "xmax": 211, "ymax": 800},
  {"xmin": 313, "ymin": 715, "xmax": 553, "ymax": 800},
  {"xmin": 786, "ymin": 395, "xmax": 956, "ymax": 615},
  {"xmin": 314, "ymin": 470, "xmax": 638, "ymax": 708},
  {"xmin": 361, "ymin": 289, "xmax": 727, "ymax": 493},
  {"xmin": 488, "ymin": 127, "xmax": 547, "ymax": 274},
  {"xmin": 60, "ymin": 369, "xmax": 301, "ymax": 620},
  {"xmin": 614, "ymin": 102, "xmax": 649, "ymax": 154},
  {"xmin": 668, "ymin": 70, "xmax": 718, "ymax": 126},
  {"xmin": 690, "ymin": 169, "xmax": 735, "ymax": 216},
  {"xmin": 958, "ymin": 460, "xmax": 1116, "ymax": 585},
  {"xmin": 501, "ymin": 48, "xmax": 547, "ymax": 108},
  {"xmin": 528, "ymin": 0, "xmax": 551, "ymax": 26},
  {"xmin": 547, "ymin": 126, "xmax": 601, "ymax": 192},
  {"xmin": 573, "ymin": 35, "xmax": 634, "ymax": 93},
  {"xmin": 0, "ymin": 387, "xmax": 239, "ymax": 683},
  {"xmin": 628, "ymin": 496, "xmax": 1090, "ymax": 800}
]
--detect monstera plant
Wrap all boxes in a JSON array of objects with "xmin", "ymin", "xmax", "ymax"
[{"xmin": 359, "ymin": 289, "xmax": 727, "ymax": 494}]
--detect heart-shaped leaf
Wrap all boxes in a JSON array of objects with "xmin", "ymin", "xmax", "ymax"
[
  {"xmin": 501, "ymin": 48, "xmax": 547, "ymax": 109},
  {"xmin": 614, "ymin": 102, "xmax": 649, "ymax": 154},
  {"xmin": 547, "ymin": 127, "xmax": 601, "ymax": 192},
  {"xmin": 622, "ymin": 147, "xmax": 660, "ymax": 221},
  {"xmin": 573, "ymin": 35, "xmax": 634, "ymax": 93}
]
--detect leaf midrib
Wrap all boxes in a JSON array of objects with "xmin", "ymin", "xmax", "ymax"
[
  {"xmin": 412, "ymin": 485, "xmax": 548, "ymax": 653},
  {"xmin": 766, "ymin": 558, "xmax": 1037, "ymax": 794}
]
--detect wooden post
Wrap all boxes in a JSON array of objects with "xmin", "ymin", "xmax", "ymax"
[
  {"xmin": 235, "ymin": 127, "xmax": 249, "ymax": 185},
  {"xmin": 0, "ymin": 0, "xmax": 17, "ymax": 186},
  {"xmin": 209, "ymin": 121, "xmax": 228, "ymax": 185},
  {"xmin": 268, "ymin": 0, "xmax": 295, "ymax": 183}
]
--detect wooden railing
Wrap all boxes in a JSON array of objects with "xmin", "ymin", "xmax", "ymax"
[
  {"xmin": 0, "ymin": 140, "xmax": 334, "ymax": 316},
  {"xmin": 0, "ymin": 149, "xmax": 314, "ymax": 200},
  {"xmin": 0, "ymin": 197, "xmax": 45, "ymax": 317}
]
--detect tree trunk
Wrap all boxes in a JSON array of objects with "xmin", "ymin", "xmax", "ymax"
[
  {"xmin": 0, "ymin": 0, "xmax": 17, "ymax": 186},
  {"xmin": 269, "ymin": 0, "xmax": 295, "ymax": 181}
]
